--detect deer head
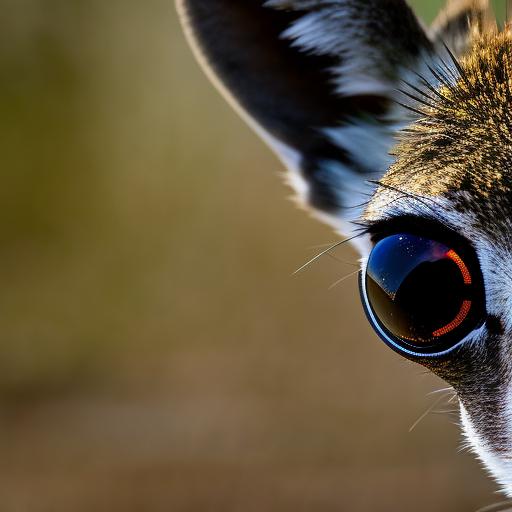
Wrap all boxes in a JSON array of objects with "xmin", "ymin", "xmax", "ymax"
[{"xmin": 176, "ymin": 0, "xmax": 512, "ymax": 494}]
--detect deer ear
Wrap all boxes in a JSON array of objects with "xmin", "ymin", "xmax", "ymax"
[
  {"xmin": 176, "ymin": 0, "xmax": 438, "ymax": 236},
  {"xmin": 432, "ymin": 0, "xmax": 495, "ymax": 56}
]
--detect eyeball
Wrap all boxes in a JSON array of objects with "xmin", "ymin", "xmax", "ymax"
[{"xmin": 360, "ymin": 233, "xmax": 485, "ymax": 356}]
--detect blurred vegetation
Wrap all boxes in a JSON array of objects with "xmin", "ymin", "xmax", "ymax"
[{"xmin": 0, "ymin": 1, "xmax": 503, "ymax": 510}]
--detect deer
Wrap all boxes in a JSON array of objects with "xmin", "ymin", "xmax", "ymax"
[{"xmin": 176, "ymin": 0, "xmax": 512, "ymax": 496}]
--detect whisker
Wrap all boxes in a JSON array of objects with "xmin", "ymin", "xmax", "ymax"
[
  {"xmin": 326, "ymin": 253, "xmax": 359, "ymax": 268},
  {"xmin": 443, "ymin": 42, "xmax": 472, "ymax": 90},
  {"xmin": 293, "ymin": 231, "xmax": 367, "ymax": 275},
  {"xmin": 427, "ymin": 63, "xmax": 454, "ymax": 89},
  {"xmin": 308, "ymin": 242, "xmax": 346, "ymax": 249},
  {"xmin": 400, "ymin": 79, "xmax": 439, "ymax": 102},
  {"xmin": 413, "ymin": 69, "xmax": 454, "ymax": 103},
  {"xmin": 475, "ymin": 500, "xmax": 512, "ymax": 512},
  {"xmin": 397, "ymin": 87, "xmax": 438, "ymax": 110},
  {"xmin": 397, "ymin": 101, "xmax": 426, "ymax": 117},
  {"xmin": 447, "ymin": 394, "xmax": 457, "ymax": 404},
  {"xmin": 427, "ymin": 386, "xmax": 455, "ymax": 396},
  {"xmin": 328, "ymin": 269, "xmax": 359, "ymax": 290},
  {"xmin": 409, "ymin": 393, "xmax": 454, "ymax": 433},
  {"xmin": 430, "ymin": 409, "xmax": 459, "ymax": 415},
  {"xmin": 306, "ymin": 245, "xmax": 359, "ymax": 268},
  {"xmin": 435, "ymin": 47, "xmax": 460, "ymax": 84}
]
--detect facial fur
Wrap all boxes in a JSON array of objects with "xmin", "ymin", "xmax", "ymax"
[
  {"xmin": 365, "ymin": 28, "xmax": 512, "ymax": 495},
  {"xmin": 178, "ymin": 0, "xmax": 512, "ymax": 497}
]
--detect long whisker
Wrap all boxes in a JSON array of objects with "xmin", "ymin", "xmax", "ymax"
[
  {"xmin": 427, "ymin": 386, "xmax": 455, "ymax": 396},
  {"xmin": 409, "ymin": 393, "xmax": 454, "ymax": 433},
  {"xmin": 326, "ymin": 253, "xmax": 359, "ymax": 268},
  {"xmin": 308, "ymin": 242, "xmax": 345, "ymax": 249},
  {"xmin": 328, "ymin": 269, "xmax": 359, "ymax": 290},
  {"xmin": 307, "ymin": 244, "xmax": 359, "ymax": 266},
  {"xmin": 293, "ymin": 231, "xmax": 367, "ymax": 275},
  {"xmin": 447, "ymin": 394, "xmax": 457, "ymax": 404},
  {"xmin": 475, "ymin": 500, "xmax": 512, "ymax": 512}
]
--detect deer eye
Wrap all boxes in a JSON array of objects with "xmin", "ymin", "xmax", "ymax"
[{"xmin": 360, "ymin": 233, "xmax": 485, "ymax": 356}]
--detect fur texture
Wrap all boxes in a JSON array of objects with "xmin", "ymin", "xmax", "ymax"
[
  {"xmin": 177, "ymin": 0, "xmax": 512, "ymax": 497},
  {"xmin": 177, "ymin": 0, "xmax": 440, "ymax": 234},
  {"xmin": 363, "ymin": 28, "xmax": 512, "ymax": 494}
]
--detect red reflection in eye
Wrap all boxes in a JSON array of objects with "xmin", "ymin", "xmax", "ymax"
[
  {"xmin": 431, "ymin": 250, "xmax": 473, "ymax": 338},
  {"xmin": 446, "ymin": 250, "xmax": 472, "ymax": 285},
  {"xmin": 432, "ymin": 300, "xmax": 472, "ymax": 337}
]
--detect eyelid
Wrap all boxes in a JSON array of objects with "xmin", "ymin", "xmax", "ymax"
[{"xmin": 366, "ymin": 215, "xmax": 461, "ymax": 246}]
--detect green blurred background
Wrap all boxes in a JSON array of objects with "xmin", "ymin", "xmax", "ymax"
[{"xmin": 0, "ymin": 1, "xmax": 507, "ymax": 510}]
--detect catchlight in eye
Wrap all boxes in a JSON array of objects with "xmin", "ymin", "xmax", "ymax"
[{"xmin": 360, "ymin": 233, "xmax": 485, "ymax": 356}]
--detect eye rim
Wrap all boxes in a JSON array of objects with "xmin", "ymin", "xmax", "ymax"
[{"xmin": 360, "ymin": 216, "xmax": 487, "ymax": 359}]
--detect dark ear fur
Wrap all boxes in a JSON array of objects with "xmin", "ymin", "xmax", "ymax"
[
  {"xmin": 176, "ymin": 1, "xmax": 463, "ymax": 235},
  {"xmin": 177, "ymin": 1, "xmax": 355, "ymax": 163}
]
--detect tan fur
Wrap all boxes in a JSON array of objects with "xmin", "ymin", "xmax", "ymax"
[{"xmin": 375, "ymin": 28, "xmax": 512, "ymax": 205}]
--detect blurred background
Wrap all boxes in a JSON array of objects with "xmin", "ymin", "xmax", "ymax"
[{"xmin": 0, "ymin": 1, "xmax": 507, "ymax": 510}]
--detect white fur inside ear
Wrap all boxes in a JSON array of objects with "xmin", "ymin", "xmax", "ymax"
[
  {"xmin": 460, "ymin": 403, "xmax": 512, "ymax": 496},
  {"xmin": 323, "ymin": 123, "xmax": 395, "ymax": 174},
  {"xmin": 274, "ymin": 1, "xmax": 453, "ymax": 106},
  {"xmin": 280, "ymin": 8, "xmax": 395, "ymax": 97},
  {"xmin": 260, "ymin": 130, "xmax": 371, "ymax": 250}
]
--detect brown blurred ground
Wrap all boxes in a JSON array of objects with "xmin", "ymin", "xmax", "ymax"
[{"xmin": 0, "ymin": 1, "xmax": 503, "ymax": 510}]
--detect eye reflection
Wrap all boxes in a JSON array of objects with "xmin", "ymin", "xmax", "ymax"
[
  {"xmin": 363, "ymin": 233, "xmax": 482, "ymax": 353},
  {"xmin": 366, "ymin": 235, "xmax": 451, "ymax": 302}
]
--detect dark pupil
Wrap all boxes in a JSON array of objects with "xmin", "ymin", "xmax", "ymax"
[{"xmin": 366, "ymin": 234, "xmax": 471, "ymax": 346}]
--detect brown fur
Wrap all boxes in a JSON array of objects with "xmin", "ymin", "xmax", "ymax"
[{"xmin": 378, "ymin": 28, "xmax": 512, "ymax": 207}]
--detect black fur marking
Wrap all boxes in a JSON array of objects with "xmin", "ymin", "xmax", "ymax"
[
  {"xmin": 181, "ymin": 1, "xmax": 344, "ymax": 151},
  {"xmin": 486, "ymin": 315, "xmax": 505, "ymax": 336}
]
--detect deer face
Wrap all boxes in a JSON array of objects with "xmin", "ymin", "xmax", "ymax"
[
  {"xmin": 362, "ymin": 32, "xmax": 512, "ymax": 492},
  {"xmin": 177, "ymin": 0, "xmax": 512, "ymax": 495}
]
